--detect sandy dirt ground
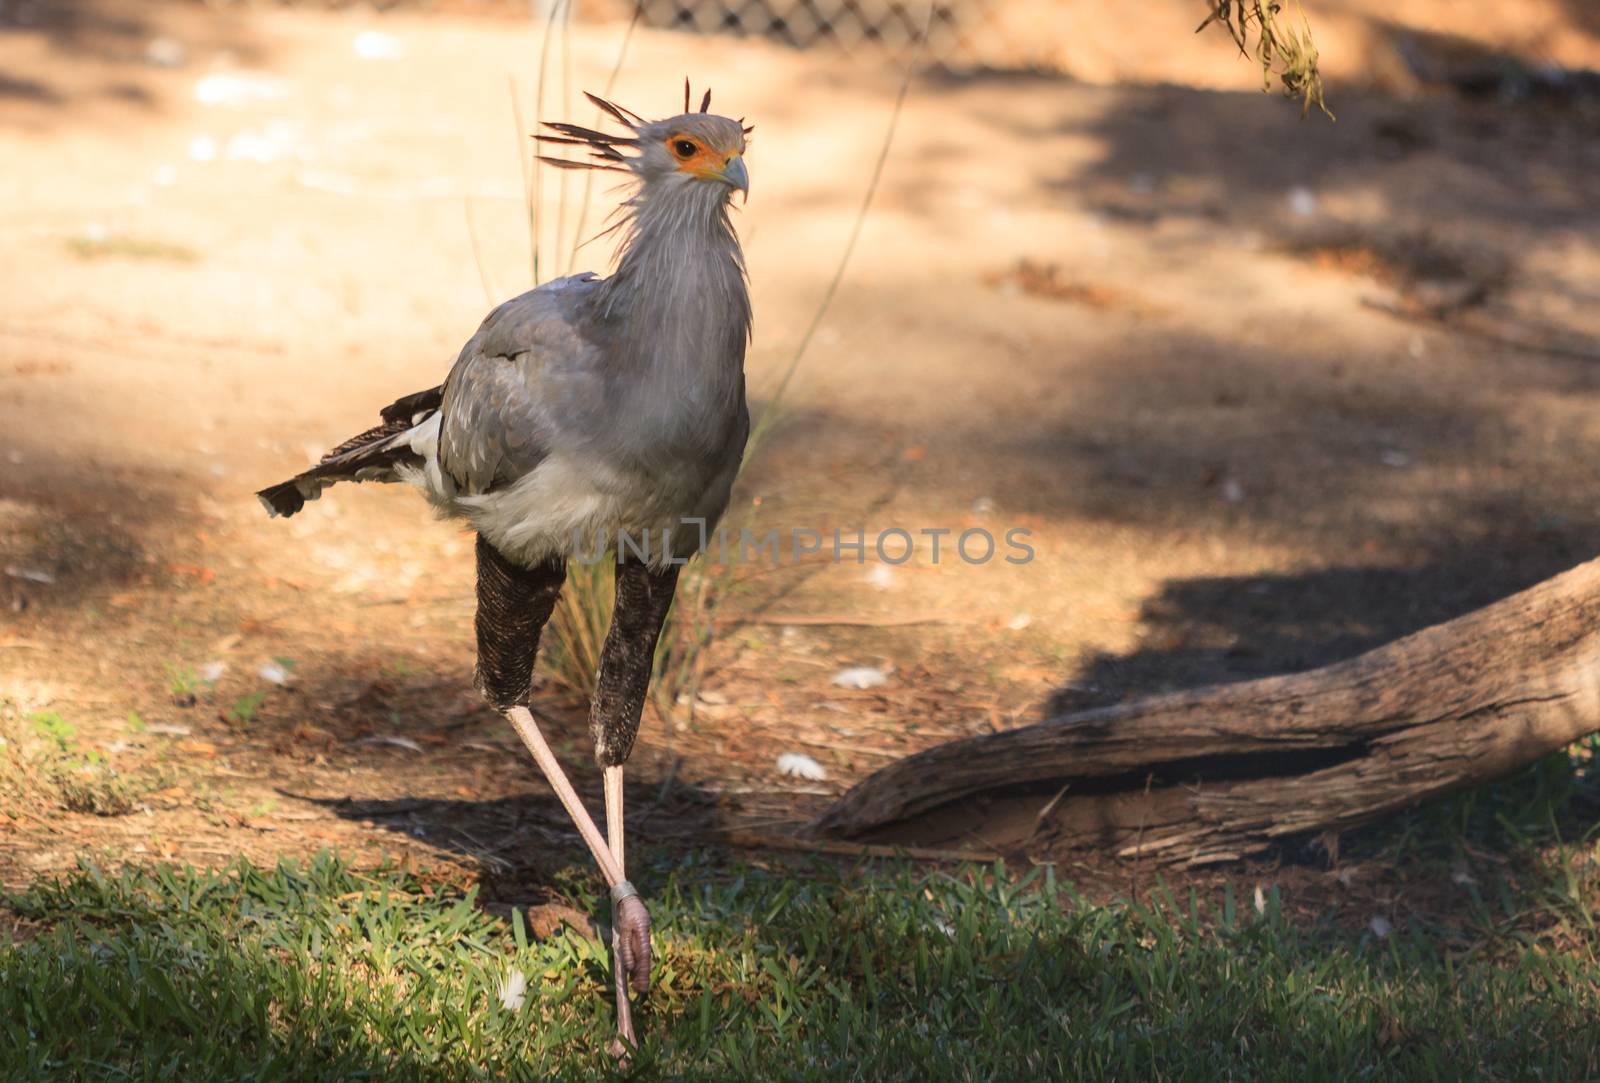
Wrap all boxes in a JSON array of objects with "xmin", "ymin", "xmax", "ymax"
[{"xmin": 1, "ymin": 0, "xmax": 1598, "ymax": 907}]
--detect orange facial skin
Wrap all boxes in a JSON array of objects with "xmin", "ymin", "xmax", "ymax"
[{"xmin": 666, "ymin": 134, "xmax": 739, "ymax": 179}]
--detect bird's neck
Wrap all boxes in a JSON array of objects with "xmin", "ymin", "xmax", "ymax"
[{"xmin": 597, "ymin": 184, "xmax": 751, "ymax": 372}]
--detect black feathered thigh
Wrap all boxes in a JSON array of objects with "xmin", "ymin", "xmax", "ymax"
[
  {"xmin": 473, "ymin": 535, "xmax": 565, "ymax": 710},
  {"xmin": 590, "ymin": 560, "xmax": 680, "ymax": 767}
]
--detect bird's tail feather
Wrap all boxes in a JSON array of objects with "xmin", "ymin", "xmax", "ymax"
[
  {"xmin": 257, "ymin": 386, "xmax": 442, "ymax": 519},
  {"xmin": 257, "ymin": 477, "xmax": 315, "ymax": 518}
]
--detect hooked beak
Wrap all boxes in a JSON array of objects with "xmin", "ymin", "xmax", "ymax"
[{"xmin": 716, "ymin": 155, "xmax": 749, "ymax": 199}]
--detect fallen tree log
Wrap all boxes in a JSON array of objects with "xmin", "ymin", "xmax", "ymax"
[{"xmin": 812, "ymin": 558, "xmax": 1600, "ymax": 864}]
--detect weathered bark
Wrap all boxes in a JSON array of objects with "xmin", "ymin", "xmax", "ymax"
[{"xmin": 813, "ymin": 558, "xmax": 1600, "ymax": 864}]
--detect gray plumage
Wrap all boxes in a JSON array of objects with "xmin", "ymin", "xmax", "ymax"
[
  {"xmin": 259, "ymin": 108, "xmax": 752, "ymax": 568},
  {"xmin": 257, "ymin": 92, "xmax": 753, "ymax": 1018}
]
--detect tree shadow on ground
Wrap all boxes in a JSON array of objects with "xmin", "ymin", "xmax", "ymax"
[
  {"xmin": 0, "ymin": 0, "xmax": 268, "ymax": 110},
  {"xmin": 0, "ymin": 73, "xmax": 61, "ymax": 104},
  {"xmin": 1051, "ymin": 538, "xmax": 1599, "ymax": 715},
  {"xmin": 0, "ymin": 437, "xmax": 207, "ymax": 613},
  {"xmin": 299, "ymin": 777, "xmax": 731, "ymax": 892},
  {"xmin": 1060, "ymin": 88, "xmax": 1595, "ymax": 237},
  {"xmin": 874, "ymin": 77, "xmax": 1600, "ymax": 724},
  {"xmin": 1, "ymin": 1, "xmax": 153, "ymax": 61},
  {"xmin": 210, "ymin": 654, "xmax": 729, "ymax": 882}
]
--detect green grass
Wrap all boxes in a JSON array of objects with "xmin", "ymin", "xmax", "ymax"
[
  {"xmin": 3, "ymin": 849, "xmax": 1598, "ymax": 1082},
  {"xmin": 4, "ymin": 710, "xmax": 158, "ymax": 817},
  {"xmin": 164, "ymin": 663, "xmax": 201, "ymax": 704},
  {"xmin": 224, "ymin": 691, "xmax": 269, "ymax": 727}
]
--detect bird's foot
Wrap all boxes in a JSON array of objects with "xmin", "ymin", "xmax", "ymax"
[
  {"xmin": 613, "ymin": 893, "xmax": 653, "ymax": 994},
  {"xmin": 607, "ymin": 1029, "xmax": 635, "ymax": 1062}
]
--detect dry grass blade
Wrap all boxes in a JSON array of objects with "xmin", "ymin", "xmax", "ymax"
[
  {"xmin": 556, "ymin": 0, "xmax": 572, "ymax": 267},
  {"xmin": 508, "ymin": 77, "xmax": 535, "ymax": 286},
  {"xmin": 543, "ymin": 560, "xmax": 612, "ymax": 696},
  {"xmin": 569, "ymin": 8, "xmax": 640, "ymax": 275},
  {"xmin": 464, "ymin": 197, "xmax": 497, "ymax": 306}
]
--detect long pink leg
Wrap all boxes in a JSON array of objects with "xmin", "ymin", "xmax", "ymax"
[
  {"xmin": 503, "ymin": 707, "xmax": 651, "ymax": 1054},
  {"xmin": 504, "ymin": 706, "xmax": 624, "ymax": 884},
  {"xmin": 605, "ymin": 765, "xmax": 636, "ymax": 1052}
]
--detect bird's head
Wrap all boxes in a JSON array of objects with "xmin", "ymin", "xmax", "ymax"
[{"xmin": 536, "ymin": 84, "xmax": 751, "ymax": 202}]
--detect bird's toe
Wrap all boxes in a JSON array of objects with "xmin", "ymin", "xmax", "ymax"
[{"xmin": 614, "ymin": 894, "xmax": 653, "ymax": 994}]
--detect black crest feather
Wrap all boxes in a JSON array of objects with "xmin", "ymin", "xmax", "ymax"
[
  {"xmin": 584, "ymin": 91, "xmax": 643, "ymax": 129},
  {"xmin": 533, "ymin": 113, "xmax": 638, "ymax": 171},
  {"xmin": 531, "ymin": 86, "xmax": 742, "ymax": 172}
]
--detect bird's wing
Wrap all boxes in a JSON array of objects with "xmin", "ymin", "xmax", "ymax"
[
  {"xmin": 379, "ymin": 384, "xmax": 444, "ymax": 425},
  {"xmin": 438, "ymin": 273, "xmax": 607, "ymax": 495}
]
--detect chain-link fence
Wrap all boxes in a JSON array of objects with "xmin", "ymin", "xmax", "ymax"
[
  {"xmin": 632, "ymin": 0, "xmax": 1025, "ymax": 69},
  {"xmin": 184, "ymin": 0, "xmax": 1039, "ymax": 70}
]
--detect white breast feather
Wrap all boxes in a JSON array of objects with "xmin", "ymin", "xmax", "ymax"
[{"xmin": 396, "ymin": 413, "xmax": 645, "ymax": 566}]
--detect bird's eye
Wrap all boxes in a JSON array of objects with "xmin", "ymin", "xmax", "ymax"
[{"xmin": 672, "ymin": 139, "xmax": 697, "ymax": 159}]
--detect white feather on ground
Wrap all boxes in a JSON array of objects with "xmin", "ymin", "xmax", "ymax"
[
  {"xmin": 356, "ymin": 734, "xmax": 422, "ymax": 753},
  {"xmin": 831, "ymin": 666, "xmax": 888, "ymax": 690},
  {"xmin": 497, "ymin": 968, "xmax": 527, "ymax": 1012},
  {"xmin": 777, "ymin": 753, "xmax": 827, "ymax": 781}
]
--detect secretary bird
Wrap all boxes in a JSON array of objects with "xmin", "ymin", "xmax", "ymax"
[{"xmin": 256, "ymin": 86, "xmax": 751, "ymax": 1049}]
